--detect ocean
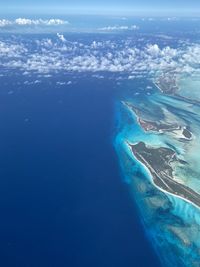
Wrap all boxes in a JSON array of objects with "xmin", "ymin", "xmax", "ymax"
[{"xmin": 0, "ymin": 74, "xmax": 160, "ymax": 266}]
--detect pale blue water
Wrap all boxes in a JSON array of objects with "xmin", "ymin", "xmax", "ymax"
[{"xmin": 114, "ymin": 77, "xmax": 200, "ymax": 266}]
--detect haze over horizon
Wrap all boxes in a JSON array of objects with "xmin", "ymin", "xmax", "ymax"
[{"xmin": 1, "ymin": 0, "xmax": 200, "ymax": 16}]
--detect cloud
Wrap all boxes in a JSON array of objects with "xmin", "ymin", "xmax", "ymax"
[
  {"xmin": 0, "ymin": 34, "xmax": 199, "ymax": 78},
  {"xmin": 146, "ymin": 44, "xmax": 160, "ymax": 57},
  {"xmin": 0, "ymin": 18, "xmax": 69, "ymax": 28},
  {"xmin": 57, "ymin": 33, "xmax": 66, "ymax": 42},
  {"xmin": 0, "ymin": 40, "xmax": 27, "ymax": 58},
  {"xmin": 130, "ymin": 25, "xmax": 139, "ymax": 30},
  {"xmin": 0, "ymin": 19, "xmax": 12, "ymax": 27},
  {"xmin": 15, "ymin": 18, "xmax": 37, "ymax": 25},
  {"xmin": 98, "ymin": 25, "xmax": 139, "ymax": 31}
]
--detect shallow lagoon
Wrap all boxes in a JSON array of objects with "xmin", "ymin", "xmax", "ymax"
[{"xmin": 114, "ymin": 75, "xmax": 200, "ymax": 266}]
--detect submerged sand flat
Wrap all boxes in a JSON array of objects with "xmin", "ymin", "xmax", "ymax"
[{"xmin": 115, "ymin": 72, "xmax": 200, "ymax": 266}]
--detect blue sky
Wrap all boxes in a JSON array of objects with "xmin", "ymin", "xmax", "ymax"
[{"xmin": 1, "ymin": 0, "xmax": 200, "ymax": 16}]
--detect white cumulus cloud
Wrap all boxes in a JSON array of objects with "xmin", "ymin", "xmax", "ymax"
[
  {"xmin": 0, "ymin": 34, "xmax": 199, "ymax": 79},
  {"xmin": 57, "ymin": 33, "xmax": 66, "ymax": 42},
  {"xmin": 0, "ymin": 18, "xmax": 69, "ymax": 28}
]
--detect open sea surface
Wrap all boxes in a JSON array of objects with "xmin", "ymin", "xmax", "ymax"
[{"xmin": 0, "ymin": 75, "xmax": 161, "ymax": 266}]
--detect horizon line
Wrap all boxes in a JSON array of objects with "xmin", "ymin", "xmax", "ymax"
[{"xmin": 0, "ymin": 6, "xmax": 200, "ymax": 17}]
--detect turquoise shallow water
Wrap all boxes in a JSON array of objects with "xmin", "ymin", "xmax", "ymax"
[{"xmin": 114, "ymin": 78, "xmax": 200, "ymax": 267}]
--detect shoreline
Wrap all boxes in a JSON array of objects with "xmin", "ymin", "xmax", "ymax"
[{"xmin": 126, "ymin": 142, "xmax": 200, "ymax": 211}]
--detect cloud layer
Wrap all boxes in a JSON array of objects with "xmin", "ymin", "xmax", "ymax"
[{"xmin": 0, "ymin": 34, "xmax": 199, "ymax": 78}]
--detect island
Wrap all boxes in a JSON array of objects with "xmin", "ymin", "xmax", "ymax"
[{"xmin": 130, "ymin": 142, "xmax": 200, "ymax": 208}]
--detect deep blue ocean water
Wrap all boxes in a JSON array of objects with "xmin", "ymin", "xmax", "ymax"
[{"xmin": 0, "ymin": 76, "xmax": 161, "ymax": 266}]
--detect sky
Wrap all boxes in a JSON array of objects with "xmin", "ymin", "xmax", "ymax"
[{"xmin": 1, "ymin": 0, "xmax": 200, "ymax": 16}]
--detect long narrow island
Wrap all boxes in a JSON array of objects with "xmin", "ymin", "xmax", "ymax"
[{"xmin": 130, "ymin": 142, "xmax": 200, "ymax": 208}]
